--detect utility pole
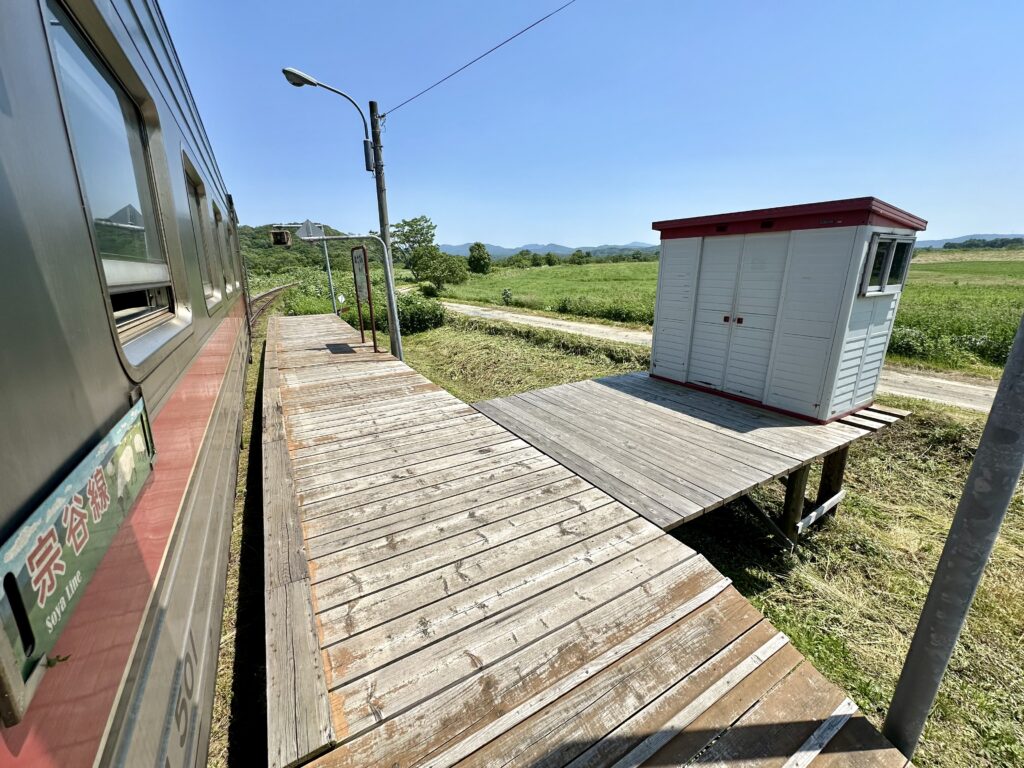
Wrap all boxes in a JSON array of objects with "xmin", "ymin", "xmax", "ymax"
[
  {"xmin": 883, "ymin": 314, "xmax": 1024, "ymax": 757},
  {"xmin": 369, "ymin": 101, "xmax": 403, "ymax": 360}
]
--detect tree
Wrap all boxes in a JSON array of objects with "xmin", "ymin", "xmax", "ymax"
[
  {"xmin": 544, "ymin": 252, "xmax": 560, "ymax": 266},
  {"xmin": 530, "ymin": 253, "xmax": 544, "ymax": 267},
  {"xmin": 467, "ymin": 242, "xmax": 491, "ymax": 274},
  {"xmin": 568, "ymin": 249, "xmax": 591, "ymax": 265},
  {"xmin": 414, "ymin": 245, "xmax": 469, "ymax": 290},
  {"xmin": 390, "ymin": 215, "xmax": 436, "ymax": 265}
]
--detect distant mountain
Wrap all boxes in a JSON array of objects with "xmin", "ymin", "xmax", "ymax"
[
  {"xmin": 439, "ymin": 242, "xmax": 658, "ymax": 259},
  {"xmin": 916, "ymin": 233, "xmax": 1024, "ymax": 249}
]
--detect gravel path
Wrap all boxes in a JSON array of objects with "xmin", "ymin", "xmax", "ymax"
[{"xmin": 442, "ymin": 300, "xmax": 997, "ymax": 412}]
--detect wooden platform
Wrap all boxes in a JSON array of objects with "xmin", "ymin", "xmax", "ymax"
[
  {"xmin": 263, "ymin": 315, "xmax": 910, "ymax": 768},
  {"xmin": 476, "ymin": 373, "xmax": 906, "ymax": 534}
]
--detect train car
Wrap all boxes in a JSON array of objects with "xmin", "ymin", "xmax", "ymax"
[{"xmin": 0, "ymin": 0, "xmax": 247, "ymax": 765}]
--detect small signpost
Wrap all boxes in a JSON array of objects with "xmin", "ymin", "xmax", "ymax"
[{"xmin": 351, "ymin": 245, "xmax": 378, "ymax": 351}]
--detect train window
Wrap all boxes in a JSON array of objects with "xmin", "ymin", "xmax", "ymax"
[
  {"xmin": 184, "ymin": 174, "xmax": 221, "ymax": 308},
  {"xmin": 212, "ymin": 205, "xmax": 233, "ymax": 294},
  {"xmin": 47, "ymin": 0, "xmax": 174, "ymax": 340}
]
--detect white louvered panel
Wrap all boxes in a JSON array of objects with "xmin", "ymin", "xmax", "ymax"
[
  {"xmin": 651, "ymin": 238, "xmax": 700, "ymax": 382},
  {"xmin": 687, "ymin": 237, "xmax": 743, "ymax": 389}
]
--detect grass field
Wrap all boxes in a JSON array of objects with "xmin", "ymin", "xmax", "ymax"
[
  {"xmin": 440, "ymin": 250, "xmax": 1024, "ymax": 371},
  {"xmin": 402, "ymin": 320, "xmax": 1024, "ymax": 768},
  {"xmin": 442, "ymin": 261, "xmax": 660, "ymax": 324}
]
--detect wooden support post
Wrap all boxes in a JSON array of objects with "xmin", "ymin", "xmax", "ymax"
[
  {"xmin": 817, "ymin": 446, "xmax": 849, "ymax": 507},
  {"xmin": 782, "ymin": 464, "xmax": 811, "ymax": 544}
]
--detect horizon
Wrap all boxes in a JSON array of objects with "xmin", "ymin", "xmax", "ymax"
[{"xmin": 166, "ymin": 1, "xmax": 1024, "ymax": 244}]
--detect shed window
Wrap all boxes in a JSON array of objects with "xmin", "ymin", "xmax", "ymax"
[
  {"xmin": 862, "ymin": 235, "xmax": 915, "ymax": 294},
  {"xmin": 47, "ymin": 0, "xmax": 173, "ymax": 339}
]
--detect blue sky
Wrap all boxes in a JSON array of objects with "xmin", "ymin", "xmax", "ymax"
[{"xmin": 165, "ymin": 0, "xmax": 1023, "ymax": 245}]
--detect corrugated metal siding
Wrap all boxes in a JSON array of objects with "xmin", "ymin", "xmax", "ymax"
[
  {"xmin": 723, "ymin": 233, "xmax": 788, "ymax": 400},
  {"xmin": 651, "ymin": 238, "xmax": 700, "ymax": 381},
  {"xmin": 765, "ymin": 227, "xmax": 857, "ymax": 417},
  {"xmin": 688, "ymin": 236, "xmax": 743, "ymax": 388}
]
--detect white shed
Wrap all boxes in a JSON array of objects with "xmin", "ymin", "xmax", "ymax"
[{"xmin": 650, "ymin": 197, "xmax": 927, "ymax": 422}]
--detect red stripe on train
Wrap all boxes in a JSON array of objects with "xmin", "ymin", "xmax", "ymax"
[{"xmin": 0, "ymin": 306, "xmax": 245, "ymax": 767}]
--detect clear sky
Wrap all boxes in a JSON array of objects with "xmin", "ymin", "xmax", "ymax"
[{"xmin": 164, "ymin": 0, "xmax": 1023, "ymax": 245}]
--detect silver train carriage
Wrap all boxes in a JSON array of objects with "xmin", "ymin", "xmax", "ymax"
[{"xmin": 0, "ymin": 0, "xmax": 247, "ymax": 765}]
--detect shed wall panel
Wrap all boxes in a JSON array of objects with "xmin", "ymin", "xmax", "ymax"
[
  {"xmin": 651, "ymin": 238, "xmax": 700, "ymax": 381},
  {"xmin": 764, "ymin": 227, "xmax": 857, "ymax": 417}
]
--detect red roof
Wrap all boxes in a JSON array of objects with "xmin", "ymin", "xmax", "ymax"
[{"xmin": 652, "ymin": 197, "xmax": 927, "ymax": 240}]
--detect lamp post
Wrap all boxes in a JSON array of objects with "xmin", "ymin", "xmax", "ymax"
[{"xmin": 282, "ymin": 67, "xmax": 403, "ymax": 360}]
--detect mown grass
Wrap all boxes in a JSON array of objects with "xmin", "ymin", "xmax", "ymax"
[
  {"xmin": 438, "ymin": 250, "xmax": 1024, "ymax": 372},
  {"xmin": 403, "ymin": 323, "xmax": 644, "ymax": 402},
  {"xmin": 402, "ymin": 321, "xmax": 1023, "ymax": 768}
]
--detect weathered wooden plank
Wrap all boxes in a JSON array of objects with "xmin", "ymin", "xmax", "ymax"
[
  {"xmin": 322, "ymin": 530, "xmax": 681, "ymax": 689},
  {"xmin": 315, "ymin": 512, "xmax": 658, "ymax": 644},
  {"xmin": 307, "ymin": 473, "xmax": 592, "ymax": 565},
  {"xmin": 866, "ymin": 403, "xmax": 912, "ymax": 418},
  {"xmin": 457, "ymin": 590, "xmax": 767, "ymax": 768},
  {"xmin": 263, "ymin": 318, "xmax": 335, "ymax": 768},
  {"xmin": 477, "ymin": 399, "xmax": 691, "ymax": 527},
  {"xmin": 266, "ymin": 582, "xmax": 334, "ymax": 768},
  {"xmin": 309, "ymin": 486, "xmax": 611, "ymax": 584},
  {"xmin": 294, "ymin": 432, "xmax": 520, "ymax": 493},
  {"xmin": 316, "ymin": 573, "xmax": 731, "ymax": 768},
  {"xmin": 525, "ymin": 386, "xmax": 768, "ymax": 499},
  {"xmin": 839, "ymin": 414, "xmax": 886, "ymax": 431},
  {"xmin": 292, "ymin": 421, "xmax": 507, "ymax": 476},
  {"xmin": 311, "ymin": 496, "xmax": 629, "ymax": 610},
  {"xmin": 298, "ymin": 443, "xmax": 535, "ymax": 507},
  {"xmin": 689, "ymin": 660, "xmax": 849, "ymax": 767},
  {"xmin": 303, "ymin": 466, "xmax": 576, "ymax": 556},
  {"xmin": 552, "ymin": 381, "xmax": 798, "ymax": 478},
  {"xmin": 301, "ymin": 452, "xmax": 558, "ymax": 525},
  {"xmin": 809, "ymin": 714, "xmax": 911, "ymax": 767}
]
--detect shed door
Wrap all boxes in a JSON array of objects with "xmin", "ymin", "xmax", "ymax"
[
  {"xmin": 722, "ymin": 234, "xmax": 788, "ymax": 400},
  {"xmin": 687, "ymin": 236, "xmax": 743, "ymax": 389}
]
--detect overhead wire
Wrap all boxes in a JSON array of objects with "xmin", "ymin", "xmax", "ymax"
[{"xmin": 383, "ymin": 0, "xmax": 578, "ymax": 117}]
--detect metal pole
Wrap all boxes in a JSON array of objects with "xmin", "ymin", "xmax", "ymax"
[
  {"xmin": 369, "ymin": 100, "xmax": 403, "ymax": 360},
  {"xmin": 882, "ymin": 314, "xmax": 1024, "ymax": 757},
  {"xmin": 321, "ymin": 237, "xmax": 338, "ymax": 314}
]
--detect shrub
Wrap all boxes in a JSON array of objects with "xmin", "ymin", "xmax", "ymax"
[
  {"xmin": 501, "ymin": 288, "xmax": 513, "ymax": 306},
  {"xmin": 393, "ymin": 293, "xmax": 446, "ymax": 334},
  {"xmin": 420, "ymin": 283, "xmax": 439, "ymax": 298},
  {"xmin": 554, "ymin": 296, "xmax": 655, "ymax": 325}
]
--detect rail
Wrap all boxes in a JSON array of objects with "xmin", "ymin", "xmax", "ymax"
[{"xmin": 248, "ymin": 283, "xmax": 296, "ymax": 326}]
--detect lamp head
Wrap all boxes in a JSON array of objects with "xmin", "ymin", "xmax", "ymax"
[{"xmin": 282, "ymin": 67, "xmax": 319, "ymax": 88}]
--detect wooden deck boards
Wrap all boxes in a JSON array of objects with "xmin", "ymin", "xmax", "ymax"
[
  {"xmin": 263, "ymin": 314, "xmax": 909, "ymax": 768},
  {"xmin": 476, "ymin": 373, "xmax": 903, "ymax": 531}
]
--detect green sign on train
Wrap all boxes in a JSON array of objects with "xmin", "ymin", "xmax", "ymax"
[{"xmin": 0, "ymin": 398, "xmax": 154, "ymax": 681}]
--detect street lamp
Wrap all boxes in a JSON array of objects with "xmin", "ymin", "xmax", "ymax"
[{"xmin": 282, "ymin": 67, "xmax": 404, "ymax": 360}]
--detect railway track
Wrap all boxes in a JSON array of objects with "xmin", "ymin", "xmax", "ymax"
[{"xmin": 248, "ymin": 283, "xmax": 296, "ymax": 325}]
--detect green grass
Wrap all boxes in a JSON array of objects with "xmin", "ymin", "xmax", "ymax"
[
  {"xmin": 441, "ymin": 262, "xmax": 660, "ymax": 325},
  {"xmin": 439, "ymin": 250, "xmax": 1024, "ymax": 371},
  {"xmin": 401, "ymin": 322, "xmax": 1024, "ymax": 767},
  {"xmin": 891, "ymin": 259, "xmax": 1024, "ymax": 367}
]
